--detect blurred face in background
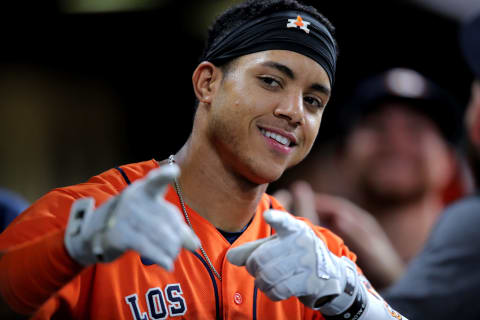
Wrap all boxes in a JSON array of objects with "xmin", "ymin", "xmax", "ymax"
[
  {"xmin": 343, "ymin": 102, "xmax": 453, "ymax": 206},
  {"xmin": 465, "ymin": 81, "xmax": 480, "ymax": 186}
]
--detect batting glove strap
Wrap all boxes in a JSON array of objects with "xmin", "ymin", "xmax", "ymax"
[
  {"xmin": 322, "ymin": 283, "xmax": 367, "ymax": 320},
  {"xmin": 64, "ymin": 196, "xmax": 121, "ymax": 266},
  {"xmin": 317, "ymin": 256, "xmax": 360, "ymax": 315}
]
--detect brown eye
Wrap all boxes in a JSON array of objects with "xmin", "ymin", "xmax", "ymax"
[
  {"xmin": 259, "ymin": 76, "xmax": 282, "ymax": 88},
  {"xmin": 304, "ymin": 96, "xmax": 323, "ymax": 109}
]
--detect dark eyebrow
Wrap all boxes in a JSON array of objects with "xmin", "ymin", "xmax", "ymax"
[
  {"xmin": 261, "ymin": 61, "xmax": 295, "ymax": 79},
  {"xmin": 261, "ymin": 60, "xmax": 331, "ymax": 98},
  {"xmin": 311, "ymin": 83, "xmax": 331, "ymax": 97}
]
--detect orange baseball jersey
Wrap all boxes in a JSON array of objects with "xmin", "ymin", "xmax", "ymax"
[{"xmin": 0, "ymin": 160, "xmax": 357, "ymax": 320}]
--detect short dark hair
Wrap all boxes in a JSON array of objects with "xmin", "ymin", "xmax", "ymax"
[
  {"xmin": 200, "ymin": 0, "xmax": 337, "ymax": 66},
  {"xmin": 193, "ymin": 0, "xmax": 337, "ymax": 110}
]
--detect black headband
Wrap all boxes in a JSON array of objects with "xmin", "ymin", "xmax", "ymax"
[{"xmin": 204, "ymin": 10, "xmax": 337, "ymax": 86}]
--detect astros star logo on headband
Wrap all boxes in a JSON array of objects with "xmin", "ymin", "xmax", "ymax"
[{"xmin": 286, "ymin": 15, "xmax": 310, "ymax": 34}]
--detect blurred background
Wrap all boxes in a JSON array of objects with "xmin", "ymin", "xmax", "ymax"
[{"xmin": 0, "ymin": 0, "xmax": 478, "ymax": 203}]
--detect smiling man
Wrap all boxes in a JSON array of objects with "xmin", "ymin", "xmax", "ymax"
[{"xmin": 0, "ymin": 1, "xmax": 406, "ymax": 319}]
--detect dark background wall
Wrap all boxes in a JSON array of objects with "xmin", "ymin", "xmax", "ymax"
[{"xmin": 0, "ymin": 0, "xmax": 475, "ymax": 201}]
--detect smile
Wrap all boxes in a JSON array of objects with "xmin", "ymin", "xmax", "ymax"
[{"xmin": 259, "ymin": 128, "xmax": 295, "ymax": 147}]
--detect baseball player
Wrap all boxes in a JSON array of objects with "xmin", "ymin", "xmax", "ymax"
[{"xmin": 0, "ymin": 1, "xmax": 407, "ymax": 319}]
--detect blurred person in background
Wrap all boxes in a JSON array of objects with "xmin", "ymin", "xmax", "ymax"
[
  {"xmin": 274, "ymin": 67, "xmax": 465, "ymax": 290},
  {"xmin": 382, "ymin": 13, "xmax": 480, "ymax": 319}
]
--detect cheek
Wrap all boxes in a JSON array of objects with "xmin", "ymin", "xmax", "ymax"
[
  {"xmin": 228, "ymin": 81, "xmax": 266, "ymax": 115},
  {"xmin": 422, "ymin": 135, "xmax": 452, "ymax": 180},
  {"xmin": 304, "ymin": 113, "xmax": 323, "ymax": 142},
  {"xmin": 347, "ymin": 130, "xmax": 378, "ymax": 160}
]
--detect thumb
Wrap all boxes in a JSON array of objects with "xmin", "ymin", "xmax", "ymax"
[
  {"xmin": 179, "ymin": 223, "xmax": 201, "ymax": 252},
  {"xmin": 263, "ymin": 209, "xmax": 302, "ymax": 237},
  {"xmin": 143, "ymin": 164, "xmax": 180, "ymax": 199},
  {"xmin": 227, "ymin": 236, "xmax": 275, "ymax": 266}
]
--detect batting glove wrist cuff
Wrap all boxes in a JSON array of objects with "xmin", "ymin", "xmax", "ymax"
[
  {"xmin": 317, "ymin": 256, "xmax": 361, "ymax": 315},
  {"xmin": 64, "ymin": 196, "xmax": 122, "ymax": 266}
]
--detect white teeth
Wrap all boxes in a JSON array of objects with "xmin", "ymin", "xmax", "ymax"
[{"xmin": 260, "ymin": 128, "xmax": 291, "ymax": 146}]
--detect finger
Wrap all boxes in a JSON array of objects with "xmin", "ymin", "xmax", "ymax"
[
  {"xmin": 262, "ymin": 273, "xmax": 303, "ymax": 302},
  {"xmin": 315, "ymin": 193, "xmax": 344, "ymax": 213},
  {"xmin": 227, "ymin": 236, "xmax": 274, "ymax": 266},
  {"xmin": 179, "ymin": 223, "xmax": 201, "ymax": 251},
  {"xmin": 263, "ymin": 209, "xmax": 303, "ymax": 237},
  {"xmin": 159, "ymin": 201, "xmax": 200, "ymax": 252},
  {"xmin": 132, "ymin": 233, "xmax": 175, "ymax": 271},
  {"xmin": 135, "ymin": 202, "xmax": 200, "ymax": 253},
  {"xmin": 290, "ymin": 181, "xmax": 320, "ymax": 225},
  {"xmin": 314, "ymin": 193, "xmax": 343, "ymax": 225},
  {"xmin": 143, "ymin": 164, "xmax": 180, "ymax": 199},
  {"xmin": 253, "ymin": 255, "xmax": 299, "ymax": 292},
  {"xmin": 144, "ymin": 222, "xmax": 183, "ymax": 257},
  {"xmin": 271, "ymin": 189, "xmax": 293, "ymax": 211},
  {"xmin": 245, "ymin": 235, "xmax": 287, "ymax": 268}
]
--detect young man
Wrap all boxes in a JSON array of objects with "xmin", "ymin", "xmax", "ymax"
[
  {"xmin": 382, "ymin": 13, "xmax": 480, "ymax": 319},
  {"xmin": 0, "ymin": 1, "xmax": 406, "ymax": 319}
]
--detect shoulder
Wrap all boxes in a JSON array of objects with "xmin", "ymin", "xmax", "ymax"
[
  {"xmin": 266, "ymin": 194, "xmax": 357, "ymax": 262},
  {"xmin": 67, "ymin": 159, "xmax": 159, "ymax": 199},
  {"xmin": 428, "ymin": 195, "xmax": 480, "ymax": 246},
  {"xmin": 5, "ymin": 160, "xmax": 159, "ymax": 233},
  {"xmin": 107, "ymin": 159, "xmax": 160, "ymax": 186},
  {"xmin": 385, "ymin": 195, "xmax": 480, "ymax": 300},
  {"xmin": 442, "ymin": 195, "xmax": 480, "ymax": 218}
]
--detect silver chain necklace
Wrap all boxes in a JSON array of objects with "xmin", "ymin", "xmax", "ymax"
[{"xmin": 168, "ymin": 155, "xmax": 222, "ymax": 281}]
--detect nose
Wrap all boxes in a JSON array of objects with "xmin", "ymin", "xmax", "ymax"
[
  {"xmin": 273, "ymin": 92, "xmax": 305, "ymax": 126},
  {"xmin": 379, "ymin": 118, "xmax": 417, "ymax": 151}
]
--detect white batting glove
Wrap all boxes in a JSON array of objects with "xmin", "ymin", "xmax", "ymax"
[
  {"xmin": 227, "ymin": 209, "xmax": 357, "ymax": 311},
  {"xmin": 65, "ymin": 164, "xmax": 200, "ymax": 270},
  {"xmin": 227, "ymin": 210, "xmax": 408, "ymax": 320}
]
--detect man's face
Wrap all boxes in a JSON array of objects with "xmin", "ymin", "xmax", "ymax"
[
  {"xmin": 206, "ymin": 50, "xmax": 331, "ymax": 184},
  {"xmin": 343, "ymin": 103, "xmax": 452, "ymax": 205}
]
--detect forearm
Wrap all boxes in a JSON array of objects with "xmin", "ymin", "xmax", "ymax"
[
  {"xmin": 320, "ymin": 273, "xmax": 407, "ymax": 320},
  {"xmin": 0, "ymin": 230, "xmax": 83, "ymax": 314}
]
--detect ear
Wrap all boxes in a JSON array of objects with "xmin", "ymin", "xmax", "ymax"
[
  {"xmin": 466, "ymin": 81, "xmax": 480, "ymax": 147},
  {"xmin": 192, "ymin": 61, "xmax": 222, "ymax": 106}
]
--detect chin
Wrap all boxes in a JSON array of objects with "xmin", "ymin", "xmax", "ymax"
[
  {"xmin": 235, "ymin": 149, "xmax": 296, "ymax": 185},
  {"xmin": 364, "ymin": 180, "xmax": 426, "ymax": 205},
  {"xmin": 244, "ymin": 163, "xmax": 286, "ymax": 185},
  {"xmin": 247, "ymin": 171, "xmax": 284, "ymax": 185}
]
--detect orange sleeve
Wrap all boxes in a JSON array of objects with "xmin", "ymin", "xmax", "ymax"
[
  {"xmin": 0, "ymin": 162, "xmax": 152, "ymax": 316},
  {"xmin": 0, "ymin": 231, "xmax": 82, "ymax": 314},
  {"xmin": 0, "ymin": 190, "xmax": 84, "ymax": 315}
]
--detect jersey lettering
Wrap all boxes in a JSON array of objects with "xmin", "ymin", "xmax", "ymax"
[
  {"xmin": 146, "ymin": 288, "xmax": 168, "ymax": 319},
  {"xmin": 126, "ymin": 284, "xmax": 186, "ymax": 319},
  {"xmin": 125, "ymin": 294, "xmax": 148, "ymax": 320},
  {"xmin": 165, "ymin": 284, "xmax": 187, "ymax": 316}
]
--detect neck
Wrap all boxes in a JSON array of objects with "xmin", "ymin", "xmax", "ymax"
[
  {"xmin": 364, "ymin": 192, "xmax": 444, "ymax": 261},
  {"xmin": 172, "ymin": 135, "xmax": 268, "ymax": 232}
]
